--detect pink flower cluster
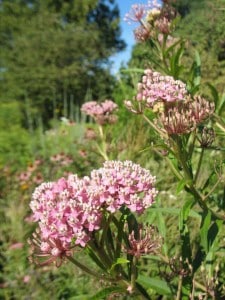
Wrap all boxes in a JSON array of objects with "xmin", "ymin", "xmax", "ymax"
[
  {"xmin": 124, "ymin": 1, "xmax": 176, "ymax": 41},
  {"xmin": 29, "ymin": 161, "xmax": 157, "ymax": 258},
  {"xmin": 50, "ymin": 152, "xmax": 73, "ymax": 166},
  {"xmin": 17, "ymin": 160, "xmax": 44, "ymax": 187},
  {"xmin": 81, "ymin": 100, "xmax": 118, "ymax": 125},
  {"xmin": 135, "ymin": 69, "xmax": 187, "ymax": 107},
  {"xmin": 124, "ymin": 1, "xmax": 161, "ymax": 24}
]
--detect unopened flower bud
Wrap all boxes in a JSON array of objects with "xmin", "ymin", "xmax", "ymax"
[{"xmin": 198, "ymin": 127, "xmax": 215, "ymax": 148}]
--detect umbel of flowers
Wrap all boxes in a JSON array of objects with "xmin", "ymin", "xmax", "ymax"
[
  {"xmin": 81, "ymin": 99, "xmax": 118, "ymax": 125},
  {"xmin": 125, "ymin": 69, "xmax": 214, "ymax": 135},
  {"xmin": 28, "ymin": 160, "xmax": 158, "ymax": 268},
  {"xmin": 124, "ymin": 0, "xmax": 177, "ymax": 42}
]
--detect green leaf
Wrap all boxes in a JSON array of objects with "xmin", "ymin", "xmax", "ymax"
[
  {"xmin": 137, "ymin": 275, "xmax": 172, "ymax": 296},
  {"xmin": 85, "ymin": 246, "xmax": 107, "ymax": 271},
  {"xmin": 200, "ymin": 211, "xmax": 211, "ymax": 253},
  {"xmin": 179, "ymin": 199, "xmax": 195, "ymax": 232},
  {"xmin": 110, "ymin": 257, "xmax": 129, "ymax": 271},
  {"xmin": 207, "ymin": 219, "xmax": 222, "ymax": 252},
  {"xmin": 179, "ymin": 199, "xmax": 195, "ymax": 262},
  {"xmin": 176, "ymin": 178, "xmax": 187, "ymax": 195},
  {"xmin": 169, "ymin": 42, "xmax": 184, "ymax": 78},
  {"xmin": 218, "ymin": 91, "xmax": 225, "ymax": 115},
  {"xmin": 151, "ymin": 200, "xmax": 168, "ymax": 255},
  {"xmin": 207, "ymin": 83, "xmax": 219, "ymax": 109},
  {"xmin": 148, "ymin": 207, "xmax": 200, "ymax": 219},
  {"xmin": 193, "ymin": 50, "xmax": 201, "ymax": 87},
  {"xmin": 120, "ymin": 68, "xmax": 144, "ymax": 74},
  {"xmin": 164, "ymin": 38, "xmax": 183, "ymax": 56}
]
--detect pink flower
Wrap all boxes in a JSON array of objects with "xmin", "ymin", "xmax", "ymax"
[
  {"xmin": 124, "ymin": 4, "xmax": 147, "ymax": 24},
  {"xmin": 81, "ymin": 100, "xmax": 118, "ymax": 125},
  {"xmin": 134, "ymin": 25, "xmax": 151, "ymax": 42},
  {"xmin": 28, "ymin": 230, "xmax": 74, "ymax": 267},
  {"xmin": 89, "ymin": 160, "xmax": 157, "ymax": 214},
  {"xmin": 18, "ymin": 171, "xmax": 31, "ymax": 182},
  {"xmin": 9, "ymin": 242, "xmax": 24, "ymax": 250},
  {"xmin": 23, "ymin": 275, "xmax": 31, "ymax": 284},
  {"xmin": 125, "ymin": 69, "xmax": 188, "ymax": 113}
]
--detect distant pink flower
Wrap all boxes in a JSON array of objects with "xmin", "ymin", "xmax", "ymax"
[
  {"xmin": 24, "ymin": 214, "xmax": 35, "ymax": 223},
  {"xmin": 50, "ymin": 153, "xmax": 73, "ymax": 166},
  {"xmin": 23, "ymin": 275, "xmax": 31, "ymax": 283},
  {"xmin": 81, "ymin": 100, "xmax": 118, "ymax": 125},
  {"xmin": 18, "ymin": 171, "xmax": 32, "ymax": 182},
  {"xmin": 34, "ymin": 159, "xmax": 42, "ymax": 166},
  {"xmin": 84, "ymin": 127, "xmax": 97, "ymax": 140},
  {"xmin": 78, "ymin": 149, "xmax": 87, "ymax": 158},
  {"xmin": 32, "ymin": 172, "xmax": 44, "ymax": 185},
  {"xmin": 9, "ymin": 242, "xmax": 24, "ymax": 250},
  {"xmin": 27, "ymin": 163, "xmax": 37, "ymax": 173}
]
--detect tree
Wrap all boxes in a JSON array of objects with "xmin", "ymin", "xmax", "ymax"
[
  {"xmin": 0, "ymin": 0, "xmax": 125, "ymax": 125},
  {"xmin": 173, "ymin": 0, "xmax": 225, "ymax": 92}
]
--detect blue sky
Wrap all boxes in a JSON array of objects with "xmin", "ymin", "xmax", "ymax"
[{"xmin": 111, "ymin": 0, "xmax": 138, "ymax": 73}]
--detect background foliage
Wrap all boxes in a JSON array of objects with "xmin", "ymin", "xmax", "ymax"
[{"xmin": 1, "ymin": 0, "xmax": 225, "ymax": 299}]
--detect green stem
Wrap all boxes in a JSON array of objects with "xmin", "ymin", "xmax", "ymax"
[
  {"xmin": 153, "ymin": 147, "xmax": 183, "ymax": 181},
  {"xmin": 100, "ymin": 215, "xmax": 115, "ymax": 260},
  {"xmin": 193, "ymin": 280, "xmax": 215, "ymax": 298},
  {"xmin": 187, "ymin": 130, "xmax": 197, "ymax": 159},
  {"xmin": 142, "ymin": 114, "xmax": 168, "ymax": 139},
  {"xmin": 135, "ymin": 282, "xmax": 152, "ymax": 300},
  {"xmin": 213, "ymin": 113, "xmax": 225, "ymax": 132},
  {"xmin": 97, "ymin": 125, "xmax": 109, "ymax": 160},
  {"xmin": 165, "ymin": 156, "xmax": 184, "ymax": 181},
  {"xmin": 203, "ymin": 178, "xmax": 221, "ymax": 201},
  {"xmin": 176, "ymin": 275, "xmax": 183, "ymax": 300},
  {"xmin": 89, "ymin": 238, "xmax": 113, "ymax": 269},
  {"xmin": 175, "ymin": 136, "xmax": 193, "ymax": 180},
  {"xmin": 130, "ymin": 256, "xmax": 138, "ymax": 291},
  {"xmin": 95, "ymin": 143, "xmax": 109, "ymax": 160},
  {"xmin": 161, "ymin": 34, "xmax": 170, "ymax": 71},
  {"xmin": 194, "ymin": 148, "xmax": 204, "ymax": 184},
  {"xmin": 66, "ymin": 256, "xmax": 109, "ymax": 280}
]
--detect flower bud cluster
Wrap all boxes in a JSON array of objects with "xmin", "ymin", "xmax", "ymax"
[
  {"xmin": 157, "ymin": 96, "xmax": 215, "ymax": 135},
  {"xmin": 157, "ymin": 105, "xmax": 194, "ymax": 135},
  {"xmin": 29, "ymin": 161, "xmax": 157, "ymax": 265},
  {"xmin": 126, "ymin": 224, "xmax": 162, "ymax": 258},
  {"xmin": 81, "ymin": 100, "xmax": 118, "ymax": 125}
]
